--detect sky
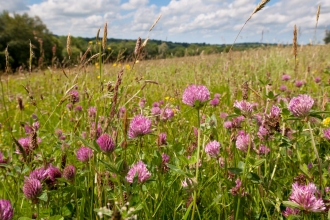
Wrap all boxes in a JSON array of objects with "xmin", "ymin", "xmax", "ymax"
[{"xmin": 1, "ymin": 0, "xmax": 329, "ymax": 45}]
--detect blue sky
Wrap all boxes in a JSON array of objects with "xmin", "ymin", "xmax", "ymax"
[{"xmin": 1, "ymin": 0, "xmax": 329, "ymax": 44}]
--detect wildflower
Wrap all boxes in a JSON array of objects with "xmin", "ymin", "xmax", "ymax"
[
  {"xmin": 161, "ymin": 108, "xmax": 174, "ymax": 120},
  {"xmin": 279, "ymin": 85, "xmax": 287, "ymax": 92},
  {"xmin": 88, "ymin": 106, "xmax": 97, "ymax": 118},
  {"xmin": 23, "ymin": 178, "xmax": 43, "ymax": 201},
  {"xmin": 288, "ymin": 182, "xmax": 325, "ymax": 212},
  {"xmin": 96, "ymin": 134, "xmax": 115, "ymax": 153},
  {"xmin": 322, "ymin": 117, "xmax": 330, "ymax": 127},
  {"xmin": 295, "ymin": 80, "xmax": 304, "ymax": 88},
  {"xmin": 224, "ymin": 121, "xmax": 232, "ymax": 129},
  {"xmin": 323, "ymin": 128, "xmax": 330, "ymax": 140},
  {"xmin": 269, "ymin": 105, "xmax": 281, "ymax": 118},
  {"xmin": 128, "ymin": 115, "xmax": 152, "ymax": 139},
  {"xmin": 182, "ymin": 84, "xmax": 210, "ymax": 108},
  {"xmin": 210, "ymin": 97, "xmax": 219, "ymax": 106},
  {"xmin": 88, "ymin": 41, "xmax": 93, "ymax": 44},
  {"xmin": 257, "ymin": 126, "xmax": 269, "ymax": 140},
  {"xmin": 232, "ymin": 116, "xmax": 245, "ymax": 128},
  {"xmin": 205, "ymin": 140, "xmax": 220, "ymax": 157},
  {"xmin": 76, "ymin": 146, "xmax": 93, "ymax": 162},
  {"xmin": 182, "ymin": 178, "xmax": 193, "ymax": 188},
  {"xmin": 44, "ymin": 165, "xmax": 62, "ymax": 186},
  {"xmin": 255, "ymin": 145, "xmax": 270, "ymax": 155},
  {"xmin": 234, "ymin": 100, "xmax": 257, "ymax": 116},
  {"xmin": 113, "ymin": 63, "xmax": 117, "ymax": 67},
  {"xmin": 151, "ymin": 106, "xmax": 161, "ymax": 115},
  {"xmin": 29, "ymin": 167, "xmax": 46, "ymax": 181},
  {"xmin": 214, "ymin": 93, "xmax": 221, "ymax": 99},
  {"xmin": 69, "ymin": 90, "xmax": 79, "ymax": 104},
  {"xmin": 119, "ymin": 107, "xmax": 126, "ymax": 118},
  {"xmin": 66, "ymin": 103, "xmax": 73, "ymax": 110},
  {"xmin": 288, "ymin": 94, "xmax": 314, "ymax": 118},
  {"xmin": 126, "ymin": 161, "xmax": 151, "ymax": 184},
  {"xmin": 157, "ymin": 133, "xmax": 167, "ymax": 146},
  {"xmin": 282, "ymin": 74, "xmax": 291, "ymax": 81},
  {"xmin": 75, "ymin": 105, "xmax": 82, "ymax": 112},
  {"xmin": 218, "ymin": 157, "xmax": 225, "ymax": 168},
  {"xmin": 230, "ymin": 178, "xmax": 246, "ymax": 196},
  {"xmin": 0, "ymin": 199, "xmax": 14, "ymax": 220},
  {"xmin": 63, "ymin": 165, "xmax": 76, "ymax": 182},
  {"xmin": 139, "ymin": 98, "xmax": 146, "ymax": 108},
  {"xmin": 0, "ymin": 151, "xmax": 7, "ymax": 164},
  {"xmin": 162, "ymin": 153, "xmax": 170, "ymax": 164},
  {"xmin": 282, "ymin": 207, "xmax": 300, "ymax": 217},
  {"xmin": 314, "ymin": 77, "xmax": 321, "ymax": 83},
  {"xmin": 220, "ymin": 112, "xmax": 228, "ymax": 119},
  {"xmin": 236, "ymin": 131, "xmax": 251, "ymax": 153}
]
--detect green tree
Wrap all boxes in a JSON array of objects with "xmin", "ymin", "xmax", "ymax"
[
  {"xmin": 0, "ymin": 11, "xmax": 63, "ymax": 72},
  {"xmin": 324, "ymin": 30, "xmax": 330, "ymax": 44}
]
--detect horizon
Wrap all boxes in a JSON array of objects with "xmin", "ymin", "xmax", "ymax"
[{"xmin": 1, "ymin": 0, "xmax": 329, "ymax": 45}]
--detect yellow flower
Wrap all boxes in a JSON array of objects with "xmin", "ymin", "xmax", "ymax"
[
  {"xmin": 170, "ymin": 97, "xmax": 175, "ymax": 101},
  {"xmin": 125, "ymin": 64, "xmax": 131, "ymax": 70},
  {"xmin": 165, "ymin": 96, "xmax": 170, "ymax": 100},
  {"xmin": 97, "ymin": 42, "xmax": 101, "ymax": 45},
  {"xmin": 88, "ymin": 41, "xmax": 93, "ymax": 44},
  {"xmin": 107, "ymin": 47, "xmax": 111, "ymax": 50},
  {"xmin": 95, "ymin": 62, "xmax": 99, "ymax": 66},
  {"xmin": 97, "ymin": 75, "xmax": 100, "ymax": 79},
  {"xmin": 322, "ymin": 117, "xmax": 330, "ymax": 127},
  {"xmin": 113, "ymin": 63, "xmax": 117, "ymax": 67}
]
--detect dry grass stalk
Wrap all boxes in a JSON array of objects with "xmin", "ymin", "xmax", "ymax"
[
  {"xmin": 102, "ymin": 22, "xmax": 107, "ymax": 51},
  {"xmin": 134, "ymin": 37, "xmax": 142, "ymax": 55},
  {"xmin": 5, "ymin": 46, "xmax": 11, "ymax": 74},
  {"xmin": 29, "ymin": 40, "xmax": 35, "ymax": 73},
  {"xmin": 230, "ymin": 0, "xmax": 270, "ymax": 51},
  {"xmin": 149, "ymin": 14, "xmax": 162, "ymax": 32},
  {"xmin": 109, "ymin": 68, "xmax": 124, "ymax": 119},
  {"xmin": 17, "ymin": 96, "xmax": 24, "ymax": 111},
  {"xmin": 313, "ymin": 4, "xmax": 321, "ymax": 44},
  {"xmin": 67, "ymin": 33, "xmax": 71, "ymax": 59},
  {"xmin": 96, "ymin": 28, "xmax": 101, "ymax": 42},
  {"xmin": 80, "ymin": 45, "xmax": 92, "ymax": 64},
  {"xmin": 293, "ymin": 25, "xmax": 298, "ymax": 76}
]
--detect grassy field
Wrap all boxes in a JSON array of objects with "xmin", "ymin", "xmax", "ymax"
[{"xmin": 1, "ymin": 44, "xmax": 330, "ymax": 220}]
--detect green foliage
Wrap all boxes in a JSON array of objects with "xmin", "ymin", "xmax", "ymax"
[
  {"xmin": 324, "ymin": 30, "xmax": 330, "ymax": 44},
  {"xmin": 0, "ymin": 11, "xmax": 63, "ymax": 72}
]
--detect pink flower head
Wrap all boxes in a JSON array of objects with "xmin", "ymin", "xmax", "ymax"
[
  {"xmin": 233, "ymin": 100, "xmax": 257, "ymax": 116},
  {"xmin": 257, "ymin": 126, "xmax": 269, "ymax": 140},
  {"xmin": 182, "ymin": 84, "xmax": 210, "ymax": 108},
  {"xmin": 269, "ymin": 105, "xmax": 281, "ymax": 118},
  {"xmin": 230, "ymin": 178, "xmax": 246, "ymax": 196},
  {"xmin": 151, "ymin": 106, "xmax": 161, "ymax": 115},
  {"xmin": 44, "ymin": 165, "xmax": 62, "ymax": 186},
  {"xmin": 76, "ymin": 146, "xmax": 93, "ymax": 162},
  {"xmin": 255, "ymin": 145, "xmax": 270, "ymax": 155},
  {"xmin": 295, "ymin": 80, "xmax": 304, "ymax": 88},
  {"xmin": 205, "ymin": 140, "xmax": 220, "ymax": 157},
  {"xmin": 220, "ymin": 112, "xmax": 228, "ymax": 119},
  {"xmin": 29, "ymin": 167, "xmax": 46, "ymax": 181},
  {"xmin": 282, "ymin": 207, "xmax": 300, "ymax": 217},
  {"xmin": 279, "ymin": 85, "xmax": 287, "ymax": 92},
  {"xmin": 236, "ymin": 131, "xmax": 251, "ymax": 153},
  {"xmin": 23, "ymin": 178, "xmax": 43, "ymax": 201},
  {"xmin": 288, "ymin": 95, "xmax": 314, "ymax": 117},
  {"xmin": 0, "ymin": 199, "xmax": 14, "ymax": 220},
  {"xmin": 139, "ymin": 98, "xmax": 146, "ymax": 108},
  {"xmin": 210, "ymin": 97, "xmax": 219, "ymax": 106},
  {"xmin": 97, "ymin": 133, "xmax": 115, "ymax": 153},
  {"xmin": 214, "ymin": 93, "xmax": 221, "ymax": 99},
  {"xmin": 128, "ymin": 115, "xmax": 152, "ymax": 139},
  {"xmin": 314, "ymin": 77, "xmax": 321, "ymax": 83},
  {"xmin": 162, "ymin": 153, "xmax": 170, "ymax": 164},
  {"xmin": 88, "ymin": 106, "xmax": 97, "ymax": 118},
  {"xmin": 63, "ymin": 165, "xmax": 76, "ymax": 182},
  {"xmin": 157, "ymin": 133, "xmax": 167, "ymax": 146},
  {"xmin": 324, "ymin": 128, "xmax": 330, "ymax": 140},
  {"xmin": 0, "ymin": 151, "xmax": 7, "ymax": 164},
  {"xmin": 288, "ymin": 182, "xmax": 326, "ymax": 212},
  {"xmin": 69, "ymin": 90, "xmax": 79, "ymax": 104},
  {"xmin": 161, "ymin": 108, "xmax": 174, "ymax": 120},
  {"xmin": 126, "ymin": 160, "xmax": 151, "ymax": 184},
  {"xmin": 282, "ymin": 74, "xmax": 291, "ymax": 81},
  {"xmin": 182, "ymin": 178, "xmax": 193, "ymax": 188}
]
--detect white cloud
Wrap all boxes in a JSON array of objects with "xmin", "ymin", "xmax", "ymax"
[
  {"xmin": 0, "ymin": 0, "xmax": 28, "ymax": 11},
  {"xmin": 0, "ymin": 0, "xmax": 329, "ymax": 43}
]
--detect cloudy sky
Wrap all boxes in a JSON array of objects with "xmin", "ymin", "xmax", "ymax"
[{"xmin": 1, "ymin": 0, "xmax": 329, "ymax": 44}]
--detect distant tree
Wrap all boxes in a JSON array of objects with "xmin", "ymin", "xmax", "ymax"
[
  {"xmin": 0, "ymin": 11, "xmax": 63, "ymax": 73},
  {"xmin": 324, "ymin": 30, "xmax": 330, "ymax": 44}
]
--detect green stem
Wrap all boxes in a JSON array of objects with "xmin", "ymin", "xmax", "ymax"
[
  {"xmin": 191, "ymin": 109, "xmax": 201, "ymax": 220},
  {"xmin": 307, "ymin": 121, "xmax": 323, "ymax": 197}
]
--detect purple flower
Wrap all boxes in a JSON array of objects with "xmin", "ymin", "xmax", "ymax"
[
  {"xmin": 205, "ymin": 140, "xmax": 220, "ymax": 157},
  {"xmin": 270, "ymin": 105, "xmax": 281, "ymax": 118},
  {"xmin": 29, "ymin": 167, "xmax": 46, "ymax": 181},
  {"xmin": 44, "ymin": 165, "xmax": 62, "ymax": 186},
  {"xmin": 162, "ymin": 153, "xmax": 170, "ymax": 164},
  {"xmin": 126, "ymin": 161, "xmax": 151, "ymax": 184},
  {"xmin": 0, "ymin": 151, "xmax": 7, "ymax": 164},
  {"xmin": 66, "ymin": 103, "xmax": 73, "ymax": 110},
  {"xmin": 224, "ymin": 121, "xmax": 232, "ymax": 129},
  {"xmin": 23, "ymin": 178, "xmax": 43, "ymax": 201},
  {"xmin": 182, "ymin": 84, "xmax": 210, "ymax": 107},
  {"xmin": 0, "ymin": 199, "xmax": 14, "ymax": 220},
  {"xmin": 288, "ymin": 182, "xmax": 325, "ymax": 212},
  {"xmin": 288, "ymin": 95, "xmax": 314, "ymax": 117},
  {"xmin": 151, "ymin": 106, "xmax": 161, "ymax": 115},
  {"xmin": 161, "ymin": 108, "xmax": 174, "ymax": 120},
  {"xmin": 220, "ymin": 112, "xmax": 228, "ymax": 119},
  {"xmin": 76, "ymin": 146, "xmax": 93, "ymax": 162},
  {"xmin": 314, "ymin": 77, "xmax": 321, "ymax": 83},
  {"xmin": 210, "ymin": 98, "xmax": 219, "ymax": 106},
  {"xmin": 119, "ymin": 107, "xmax": 126, "ymax": 118},
  {"xmin": 295, "ymin": 80, "xmax": 304, "ymax": 88},
  {"xmin": 255, "ymin": 145, "xmax": 270, "ymax": 155},
  {"xmin": 282, "ymin": 207, "xmax": 300, "ymax": 217},
  {"xmin": 282, "ymin": 74, "xmax": 291, "ymax": 81},
  {"xmin": 96, "ymin": 133, "xmax": 115, "ymax": 153},
  {"xmin": 128, "ymin": 115, "xmax": 152, "ymax": 139},
  {"xmin": 139, "ymin": 98, "xmax": 146, "ymax": 108},
  {"xmin": 88, "ymin": 106, "xmax": 97, "ymax": 118},
  {"xmin": 257, "ymin": 126, "xmax": 269, "ymax": 140},
  {"xmin": 152, "ymin": 102, "xmax": 160, "ymax": 107},
  {"xmin": 230, "ymin": 178, "xmax": 246, "ymax": 196},
  {"xmin": 75, "ymin": 105, "xmax": 82, "ymax": 112},
  {"xmin": 63, "ymin": 165, "xmax": 76, "ymax": 182},
  {"xmin": 182, "ymin": 178, "xmax": 193, "ymax": 188},
  {"xmin": 233, "ymin": 100, "xmax": 257, "ymax": 116},
  {"xmin": 69, "ymin": 90, "xmax": 79, "ymax": 104},
  {"xmin": 279, "ymin": 85, "xmax": 287, "ymax": 92},
  {"xmin": 236, "ymin": 131, "xmax": 251, "ymax": 153},
  {"xmin": 157, "ymin": 133, "xmax": 167, "ymax": 146},
  {"xmin": 323, "ymin": 128, "xmax": 330, "ymax": 140},
  {"xmin": 214, "ymin": 93, "xmax": 221, "ymax": 99}
]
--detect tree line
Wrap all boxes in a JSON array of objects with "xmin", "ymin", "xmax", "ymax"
[{"xmin": 3, "ymin": 11, "xmax": 328, "ymax": 74}]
